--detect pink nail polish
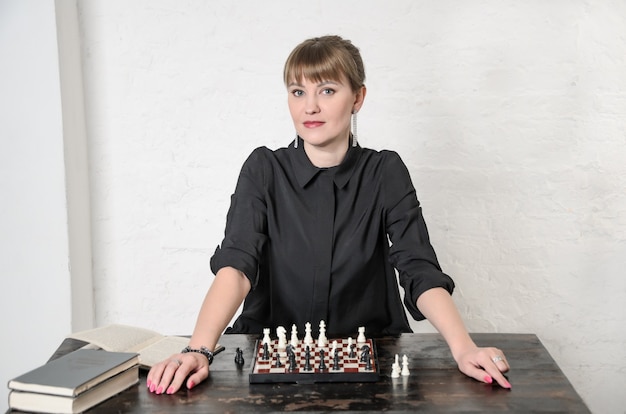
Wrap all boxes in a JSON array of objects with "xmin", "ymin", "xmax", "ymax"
[
  {"xmin": 146, "ymin": 380, "xmax": 151, "ymax": 388},
  {"xmin": 149, "ymin": 384, "xmax": 155, "ymax": 393},
  {"xmin": 484, "ymin": 375, "xmax": 493, "ymax": 384},
  {"xmin": 188, "ymin": 381, "xmax": 195, "ymax": 389},
  {"xmin": 504, "ymin": 380, "xmax": 512, "ymax": 388},
  {"xmin": 156, "ymin": 386, "xmax": 163, "ymax": 394},
  {"xmin": 166, "ymin": 386, "xmax": 174, "ymax": 394}
]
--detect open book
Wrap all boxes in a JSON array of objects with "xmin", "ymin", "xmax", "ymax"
[{"xmin": 67, "ymin": 324, "xmax": 224, "ymax": 369}]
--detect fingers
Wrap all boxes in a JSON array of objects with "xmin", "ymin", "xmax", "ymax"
[
  {"xmin": 186, "ymin": 368, "xmax": 210, "ymax": 390},
  {"xmin": 457, "ymin": 347, "xmax": 512, "ymax": 389},
  {"xmin": 146, "ymin": 353, "xmax": 209, "ymax": 394},
  {"xmin": 491, "ymin": 352, "xmax": 510, "ymax": 373},
  {"xmin": 147, "ymin": 357, "xmax": 183, "ymax": 394},
  {"xmin": 460, "ymin": 363, "xmax": 498, "ymax": 386}
]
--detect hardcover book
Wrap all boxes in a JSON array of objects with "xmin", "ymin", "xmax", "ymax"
[
  {"xmin": 8, "ymin": 349, "xmax": 138, "ymax": 396},
  {"xmin": 8, "ymin": 366, "xmax": 138, "ymax": 414},
  {"xmin": 8, "ymin": 349, "xmax": 139, "ymax": 413}
]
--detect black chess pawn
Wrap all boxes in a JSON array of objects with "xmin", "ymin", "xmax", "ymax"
[
  {"xmin": 234, "ymin": 347, "xmax": 245, "ymax": 365},
  {"xmin": 275, "ymin": 352, "xmax": 283, "ymax": 367},
  {"xmin": 318, "ymin": 349, "xmax": 327, "ymax": 371}
]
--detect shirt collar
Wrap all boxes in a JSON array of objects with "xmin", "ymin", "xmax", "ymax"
[{"xmin": 290, "ymin": 136, "xmax": 362, "ymax": 189}]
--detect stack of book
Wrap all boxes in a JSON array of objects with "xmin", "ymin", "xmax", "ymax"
[{"xmin": 7, "ymin": 349, "xmax": 139, "ymax": 413}]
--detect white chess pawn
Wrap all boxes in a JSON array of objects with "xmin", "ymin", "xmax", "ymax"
[
  {"xmin": 290, "ymin": 324, "xmax": 299, "ymax": 346},
  {"xmin": 303, "ymin": 322, "xmax": 313, "ymax": 346},
  {"xmin": 357, "ymin": 326, "xmax": 366, "ymax": 344},
  {"xmin": 401, "ymin": 354, "xmax": 410, "ymax": 376}
]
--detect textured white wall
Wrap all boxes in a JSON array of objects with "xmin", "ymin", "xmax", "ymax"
[{"xmin": 76, "ymin": 1, "xmax": 625, "ymax": 413}]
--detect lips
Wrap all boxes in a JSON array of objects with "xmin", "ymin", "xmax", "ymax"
[{"xmin": 303, "ymin": 121, "xmax": 325, "ymax": 128}]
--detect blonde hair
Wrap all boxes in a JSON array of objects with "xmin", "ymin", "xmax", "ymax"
[{"xmin": 283, "ymin": 35, "xmax": 366, "ymax": 92}]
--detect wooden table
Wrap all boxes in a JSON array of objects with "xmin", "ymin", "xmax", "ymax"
[{"xmin": 26, "ymin": 333, "xmax": 590, "ymax": 413}]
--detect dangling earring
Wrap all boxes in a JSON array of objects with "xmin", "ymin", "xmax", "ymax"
[
  {"xmin": 294, "ymin": 134, "xmax": 298, "ymax": 149},
  {"xmin": 351, "ymin": 111, "xmax": 358, "ymax": 147}
]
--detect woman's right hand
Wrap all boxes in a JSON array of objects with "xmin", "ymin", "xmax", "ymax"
[{"xmin": 146, "ymin": 352, "xmax": 210, "ymax": 394}]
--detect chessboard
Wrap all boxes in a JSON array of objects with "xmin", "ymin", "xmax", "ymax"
[{"xmin": 249, "ymin": 337, "xmax": 380, "ymax": 384}]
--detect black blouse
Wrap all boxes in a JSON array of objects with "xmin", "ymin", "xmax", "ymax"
[{"xmin": 210, "ymin": 137, "xmax": 454, "ymax": 336}]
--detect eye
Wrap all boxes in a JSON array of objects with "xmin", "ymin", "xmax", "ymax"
[
  {"xmin": 291, "ymin": 89, "xmax": 304, "ymax": 97},
  {"xmin": 321, "ymin": 88, "xmax": 335, "ymax": 95}
]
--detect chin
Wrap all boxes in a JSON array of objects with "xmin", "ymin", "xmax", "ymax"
[{"xmin": 300, "ymin": 134, "xmax": 344, "ymax": 148}]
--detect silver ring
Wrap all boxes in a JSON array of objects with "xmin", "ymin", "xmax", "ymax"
[
  {"xmin": 492, "ymin": 355, "xmax": 503, "ymax": 363},
  {"xmin": 171, "ymin": 359, "xmax": 182, "ymax": 366}
]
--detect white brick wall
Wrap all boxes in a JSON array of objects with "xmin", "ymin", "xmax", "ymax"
[
  {"xmin": 80, "ymin": 2, "xmax": 626, "ymax": 412},
  {"xmin": 7, "ymin": 1, "xmax": 624, "ymax": 412}
]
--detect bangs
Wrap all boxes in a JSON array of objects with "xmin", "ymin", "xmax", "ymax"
[{"xmin": 284, "ymin": 42, "xmax": 357, "ymax": 88}]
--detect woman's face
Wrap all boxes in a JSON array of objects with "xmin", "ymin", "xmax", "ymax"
[{"xmin": 287, "ymin": 75, "xmax": 364, "ymax": 150}]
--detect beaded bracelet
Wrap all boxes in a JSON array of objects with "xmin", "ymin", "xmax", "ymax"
[{"xmin": 181, "ymin": 345, "xmax": 214, "ymax": 365}]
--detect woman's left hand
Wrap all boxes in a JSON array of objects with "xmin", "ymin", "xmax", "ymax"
[{"xmin": 455, "ymin": 346, "xmax": 511, "ymax": 388}]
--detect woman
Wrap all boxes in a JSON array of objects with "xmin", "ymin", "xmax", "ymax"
[{"xmin": 147, "ymin": 35, "xmax": 511, "ymax": 394}]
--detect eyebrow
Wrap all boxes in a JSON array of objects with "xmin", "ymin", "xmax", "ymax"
[{"xmin": 288, "ymin": 80, "xmax": 341, "ymax": 88}]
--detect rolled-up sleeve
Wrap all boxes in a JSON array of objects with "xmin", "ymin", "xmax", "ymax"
[
  {"xmin": 383, "ymin": 151, "xmax": 455, "ymax": 321},
  {"xmin": 210, "ymin": 148, "xmax": 269, "ymax": 288}
]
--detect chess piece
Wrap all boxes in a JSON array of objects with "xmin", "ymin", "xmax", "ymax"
[
  {"xmin": 317, "ymin": 320, "xmax": 327, "ymax": 348},
  {"xmin": 276, "ymin": 352, "xmax": 283, "ymax": 367},
  {"xmin": 348, "ymin": 340, "xmax": 356, "ymax": 359},
  {"xmin": 304, "ymin": 346, "xmax": 312, "ymax": 371},
  {"xmin": 290, "ymin": 324, "xmax": 299, "ymax": 346},
  {"xmin": 365, "ymin": 355, "xmax": 372, "ymax": 371},
  {"xmin": 391, "ymin": 362, "xmax": 400, "ymax": 378},
  {"xmin": 262, "ymin": 342, "xmax": 270, "ymax": 360},
  {"xmin": 318, "ymin": 349, "xmax": 326, "ymax": 370},
  {"xmin": 276, "ymin": 326, "xmax": 287, "ymax": 350},
  {"xmin": 262, "ymin": 328, "xmax": 271, "ymax": 345},
  {"xmin": 360, "ymin": 345, "xmax": 370, "ymax": 363},
  {"xmin": 391, "ymin": 354, "xmax": 400, "ymax": 378},
  {"xmin": 286, "ymin": 345, "xmax": 297, "ymax": 372},
  {"xmin": 333, "ymin": 350, "xmax": 340, "ymax": 370},
  {"xmin": 288, "ymin": 352, "xmax": 297, "ymax": 372},
  {"xmin": 304, "ymin": 322, "xmax": 313, "ymax": 346},
  {"xmin": 357, "ymin": 326, "xmax": 366, "ymax": 344},
  {"xmin": 234, "ymin": 347, "xmax": 245, "ymax": 365},
  {"xmin": 286, "ymin": 344, "xmax": 294, "ymax": 356},
  {"xmin": 401, "ymin": 354, "xmax": 410, "ymax": 376}
]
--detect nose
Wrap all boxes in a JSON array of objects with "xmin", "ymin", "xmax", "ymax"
[{"xmin": 305, "ymin": 95, "xmax": 320, "ymax": 115}]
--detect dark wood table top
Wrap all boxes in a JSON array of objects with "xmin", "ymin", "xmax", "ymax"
[{"xmin": 21, "ymin": 333, "xmax": 590, "ymax": 413}]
